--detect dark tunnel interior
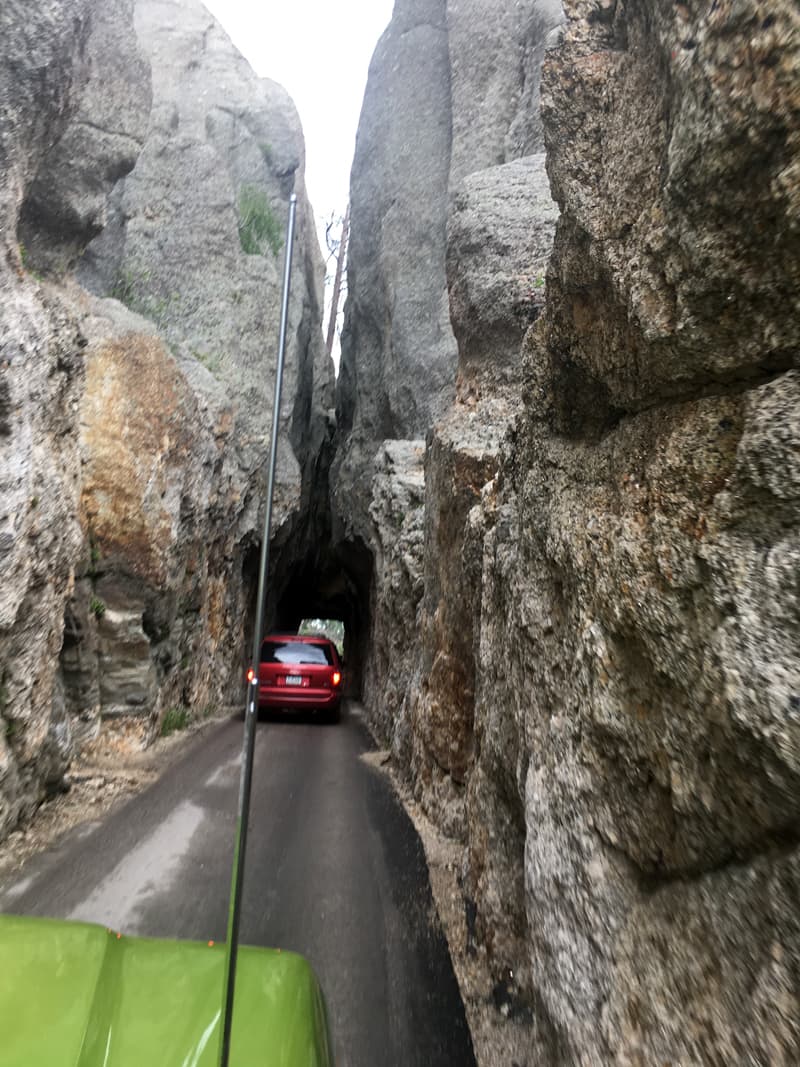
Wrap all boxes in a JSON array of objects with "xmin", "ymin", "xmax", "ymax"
[{"xmin": 242, "ymin": 536, "xmax": 374, "ymax": 699}]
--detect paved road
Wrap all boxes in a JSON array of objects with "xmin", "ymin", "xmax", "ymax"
[{"xmin": 0, "ymin": 705, "xmax": 475, "ymax": 1067}]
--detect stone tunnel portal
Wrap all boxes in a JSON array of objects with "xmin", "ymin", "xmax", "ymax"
[{"xmin": 267, "ymin": 538, "xmax": 373, "ymax": 699}]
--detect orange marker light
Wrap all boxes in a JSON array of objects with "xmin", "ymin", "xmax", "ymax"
[
  {"xmin": 246, "ymin": 668, "xmax": 255, "ymax": 683},
  {"xmin": 332, "ymin": 671, "xmax": 341, "ymax": 686}
]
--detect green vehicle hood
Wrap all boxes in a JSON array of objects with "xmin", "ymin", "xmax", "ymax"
[{"xmin": 0, "ymin": 914, "xmax": 332, "ymax": 1067}]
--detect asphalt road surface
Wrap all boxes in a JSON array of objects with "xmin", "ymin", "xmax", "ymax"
[{"xmin": 0, "ymin": 705, "xmax": 476, "ymax": 1067}]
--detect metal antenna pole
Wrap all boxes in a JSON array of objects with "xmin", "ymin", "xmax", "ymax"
[{"xmin": 218, "ymin": 192, "xmax": 298, "ymax": 1067}]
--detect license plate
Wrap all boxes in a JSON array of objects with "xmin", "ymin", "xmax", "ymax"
[{"xmin": 285, "ymin": 675, "xmax": 302, "ymax": 686}]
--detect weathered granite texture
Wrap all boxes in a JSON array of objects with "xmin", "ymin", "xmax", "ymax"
[
  {"xmin": 338, "ymin": 0, "xmax": 800, "ymax": 1061},
  {"xmin": 64, "ymin": 0, "xmax": 331, "ymax": 729},
  {"xmin": 0, "ymin": 0, "xmax": 148, "ymax": 836},
  {"xmin": 409, "ymin": 154, "xmax": 558, "ymax": 837},
  {"xmin": 447, "ymin": 0, "xmax": 563, "ymax": 180},
  {"xmin": 463, "ymin": 0, "xmax": 800, "ymax": 1061},
  {"xmin": 331, "ymin": 0, "xmax": 561, "ymax": 515},
  {"xmin": 447, "ymin": 153, "xmax": 558, "ymax": 391},
  {"xmin": 332, "ymin": 0, "xmax": 562, "ymax": 729},
  {"xmin": 0, "ymin": 0, "xmax": 329, "ymax": 837},
  {"xmin": 361, "ymin": 441, "xmax": 426, "ymax": 758},
  {"xmin": 540, "ymin": 0, "xmax": 800, "ymax": 433},
  {"xmin": 67, "ymin": 293, "xmax": 236, "ymax": 725},
  {"xmin": 80, "ymin": 0, "xmax": 329, "ymax": 518},
  {"xmin": 18, "ymin": 0, "xmax": 151, "ymax": 272},
  {"xmin": 469, "ymin": 369, "xmax": 800, "ymax": 1062},
  {"xmin": 335, "ymin": 0, "xmax": 453, "ymax": 463}
]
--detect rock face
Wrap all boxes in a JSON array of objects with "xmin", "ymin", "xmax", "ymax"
[
  {"xmin": 331, "ymin": 0, "xmax": 562, "ymax": 736},
  {"xmin": 361, "ymin": 441, "xmax": 426, "ymax": 752},
  {"xmin": 540, "ymin": 0, "xmax": 799, "ymax": 434},
  {"xmin": 467, "ymin": 2, "xmax": 800, "ymax": 1059},
  {"xmin": 447, "ymin": 157, "xmax": 557, "ymax": 390},
  {"xmin": 338, "ymin": 0, "xmax": 800, "ymax": 1061},
  {"xmin": 336, "ymin": 0, "xmax": 453, "ymax": 457},
  {"xmin": 0, "ymin": 0, "xmax": 329, "ymax": 837},
  {"xmin": 333, "ymin": 0, "xmax": 563, "ymax": 539},
  {"xmin": 80, "ymin": 0, "xmax": 329, "ymax": 485},
  {"xmin": 408, "ymin": 155, "xmax": 558, "ymax": 838},
  {"xmin": 17, "ymin": 0, "xmax": 152, "ymax": 271},
  {"xmin": 334, "ymin": 0, "xmax": 561, "ymax": 832},
  {"xmin": 69, "ymin": 0, "xmax": 331, "ymax": 728},
  {"xmin": 0, "ymin": 0, "xmax": 149, "ymax": 837}
]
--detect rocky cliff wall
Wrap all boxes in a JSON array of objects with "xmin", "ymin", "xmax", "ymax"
[
  {"xmin": 70, "ymin": 0, "xmax": 331, "ymax": 729},
  {"xmin": 332, "ymin": 0, "xmax": 562, "ymax": 508},
  {"xmin": 0, "ymin": 0, "xmax": 329, "ymax": 838},
  {"xmin": 338, "ymin": 0, "xmax": 800, "ymax": 1061},
  {"xmin": 464, "ymin": 2, "xmax": 799, "ymax": 1059},
  {"xmin": 332, "ymin": 0, "xmax": 562, "ymax": 750},
  {"xmin": 0, "ymin": 0, "xmax": 149, "ymax": 838}
]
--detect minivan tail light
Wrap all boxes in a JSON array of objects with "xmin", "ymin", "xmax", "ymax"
[{"xmin": 332, "ymin": 671, "xmax": 341, "ymax": 687}]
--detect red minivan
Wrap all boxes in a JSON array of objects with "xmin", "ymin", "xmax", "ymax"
[{"xmin": 257, "ymin": 635, "xmax": 342, "ymax": 721}]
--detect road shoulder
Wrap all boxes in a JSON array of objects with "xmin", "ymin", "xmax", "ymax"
[{"xmin": 356, "ymin": 703, "xmax": 546, "ymax": 1067}]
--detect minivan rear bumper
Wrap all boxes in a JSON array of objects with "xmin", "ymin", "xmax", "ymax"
[{"xmin": 258, "ymin": 686, "xmax": 341, "ymax": 710}]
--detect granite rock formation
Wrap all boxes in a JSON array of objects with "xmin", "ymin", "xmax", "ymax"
[
  {"xmin": 337, "ymin": 0, "xmax": 800, "ymax": 1061},
  {"xmin": 333, "ymin": 0, "xmax": 563, "ymax": 533},
  {"xmin": 0, "ymin": 0, "xmax": 149, "ymax": 838},
  {"xmin": 69, "ymin": 0, "xmax": 331, "ymax": 728},
  {"xmin": 408, "ymin": 154, "xmax": 559, "ymax": 838},
  {"xmin": 331, "ymin": 0, "xmax": 562, "ymax": 747},
  {"xmin": 0, "ymin": 0, "xmax": 329, "ymax": 837},
  {"xmin": 3, "ymin": 0, "xmax": 798, "ymax": 1057},
  {"xmin": 465, "ymin": 1, "xmax": 800, "ymax": 1059}
]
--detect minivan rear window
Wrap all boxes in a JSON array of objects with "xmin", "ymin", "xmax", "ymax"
[{"xmin": 260, "ymin": 640, "xmax": 334, "ymax": 666}]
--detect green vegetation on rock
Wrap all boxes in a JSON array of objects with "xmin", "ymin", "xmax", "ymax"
[
  {"xmin": 89, "ymin": 597, "xmax": 106, "ymax": 620},
  {"xmin": 190, "ymin": 348, "xmax": 224, "ymax": 376},
  {"xmin": 160, "ymin": 706, "xmax": 189, "ymax": 736},
  {"xmin": 111, "ymin": 266, "xmax": 179, "ymax": 326},
  {"xmin": 238, "ymin": 186, "xmax": 282, "ymax": 257}
]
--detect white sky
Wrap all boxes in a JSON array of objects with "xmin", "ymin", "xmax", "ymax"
[{"xmin": 202, "ymin": 0, "xmax": 394, "ymax": 247}]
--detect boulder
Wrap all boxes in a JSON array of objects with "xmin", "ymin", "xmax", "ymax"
[
  {"xmin": 447, "ymin": 153, "xmax": 558, "ymax": 391},
  {"xmin": 540, "ymin": 0, "xmax": 800, "ymax": 432}
]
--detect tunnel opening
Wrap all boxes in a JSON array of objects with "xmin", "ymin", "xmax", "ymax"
[
  {"xmin": 242, "ymin": 533, "xmax": 374, "ymax": 700},
  {"xmin": 273, "ymin": 537, "xmax": 373, "ymax": 700},
  {"xmin": 297, "ymin": 619, "xmax": 345, "ymax": 655}
]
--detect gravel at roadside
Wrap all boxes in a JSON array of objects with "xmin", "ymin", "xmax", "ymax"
[
  {"xmin": 0, "ymin": 713, "xmax": 229, "ymax": 884},
  {"xmin": 360, "ymin": 745, "xmax": 545, "ymax": 1067}
]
